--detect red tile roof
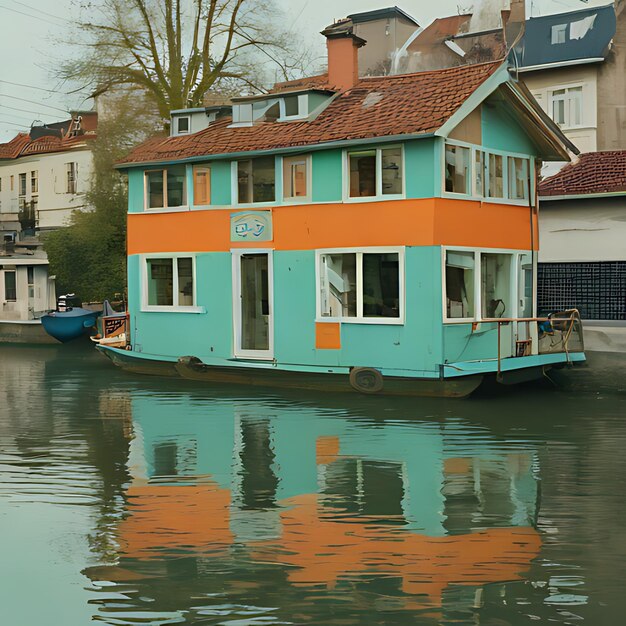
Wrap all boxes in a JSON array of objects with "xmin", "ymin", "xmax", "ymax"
[
  {"xmin": 539, "ymin": 151, "xmax": 626, "ymax": 197},
  {"xmin": 0, "ymin": 131, "xmax": 95, "ymax": 160},
  {"xmin": 119, "ymin": 61, "xmax": 503, "ymax": 166}
]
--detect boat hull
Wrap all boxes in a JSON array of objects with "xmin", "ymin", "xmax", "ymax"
[
  {"xmin": 41, "ymin": 309, "xmax": 100, "ymax": 343},
  {"xmin": 0, "ymin": 319, "xmax": 59, "ymax": 344},
  {"xmin": 96, "ymin": 347, "xmax": 483, "ymax": 398}
]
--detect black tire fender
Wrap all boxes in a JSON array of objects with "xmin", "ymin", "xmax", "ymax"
[{"xmin": 349, "ymin": 367, "xmax": 384, "ymax": 394}]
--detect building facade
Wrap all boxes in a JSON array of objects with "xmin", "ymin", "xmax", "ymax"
[{"xmin": 0, "ymin": 112, "xmax": 96, "ymax": 341}]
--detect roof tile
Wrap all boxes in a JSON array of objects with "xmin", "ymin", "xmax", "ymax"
[
  {"xmin": 120, "ymin": 61, "xmax": 502, "ymax": 166},
  {"xmin": 539, "ymin": 151, "xmax": 626, "ymax": 196}
]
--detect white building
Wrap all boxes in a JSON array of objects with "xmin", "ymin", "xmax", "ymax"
[{"xmin": 0, "ymin": 112, "xmax": 97, "ymax": 342}]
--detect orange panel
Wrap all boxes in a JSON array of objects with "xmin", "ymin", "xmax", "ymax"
[
  {"xmin": 127, "ymin": 198, "xmax": 536, "ymax": 255},
  {"xmin": 315, "ymin": 322, "xmax": 341, "ymax": 350}
]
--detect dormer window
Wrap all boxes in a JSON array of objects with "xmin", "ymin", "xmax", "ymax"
[
  {"xmin": 279, "ymin": 95, "xmax": 308, "ymax": 121},
  {"xmin": 232, "ymin": 103, "xmax": 253, "ymax": 126},
  {"xmin": 175, "ymin": 116, "xmax": 190, "ymax": 135}
]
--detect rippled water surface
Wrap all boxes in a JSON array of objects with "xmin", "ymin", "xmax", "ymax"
[{"xmin": 1, "ymin": 343, "xmax": 625, "ymax": 625}]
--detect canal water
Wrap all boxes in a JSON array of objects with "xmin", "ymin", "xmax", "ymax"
[{"xmin": 0, "ymin": 344, "xmax": 624, "ymax": 626}]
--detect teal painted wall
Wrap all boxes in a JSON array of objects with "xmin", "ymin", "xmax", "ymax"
[
  {"xmin": 127, "ymin": 169, "xmax": 145, "ymax": 213},
  {"xmin": 210, "ymin": 160, "xmax": 232, "ymax": 206},
  {"xmin": 404, "ymin": 138, "xmax": 439, "ymax": 198},
  {"xmin": 481, "ymin": 98, "xmax": 537, "ymax": 155},
  {"xmin": 129, "ymin": 246, "xmax": 444, "ymax": 376},
  {"xmin": 311, "ymin": 150, "xmax": 343, "ymax": 202}
]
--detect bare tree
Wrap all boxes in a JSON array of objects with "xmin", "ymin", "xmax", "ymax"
[{"xmin": 62, "ymin": 0, "xmax": 313, "ymax": 122}]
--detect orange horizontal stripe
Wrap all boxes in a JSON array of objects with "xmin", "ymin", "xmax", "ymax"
[{"xmin": 127, "ymin": 199, "xmax": 537, "ymax": 255}]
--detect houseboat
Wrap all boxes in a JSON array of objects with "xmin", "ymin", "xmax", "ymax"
[{"xmin": 98, "ymin": 29, "xmax": 585, "ymax": 397}]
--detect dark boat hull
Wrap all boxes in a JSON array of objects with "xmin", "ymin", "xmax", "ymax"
[
  {"xmin": 96, "ymin": 346, "xmax": 482, "ymax": 398},
  {"xmin": 41, "ymin": 308, "xmax": 100, "ymax": 343}
]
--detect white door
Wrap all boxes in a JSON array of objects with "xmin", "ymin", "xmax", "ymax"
[{"xmin": 233, "ymin": 250, "xmax": 274, "ymax": 360}]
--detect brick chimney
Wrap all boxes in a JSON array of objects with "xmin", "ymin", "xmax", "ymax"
[{"xmin": 323, "ymin": 30, "xmax": 366, "ymax": 91}]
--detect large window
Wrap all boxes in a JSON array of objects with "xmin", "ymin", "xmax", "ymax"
[
  {"xmin": 445, "ymin": 142, "xmax": 531, "ymax": 204},
  {"xmin": 66, "ymin": 163, "xmax": 77, "ymax": 194},
  {"xmin": 19, "ymin": 173, "xmax": 26, "ymax": 197},
  {"xmin": 237, "ymin": 156, "xmax": 275, "ymax": 204},
  {"xmin": 347, "ymin": 146, "xmax": 403, "ymax": 199},
  {"xmin": 550, "ymin": 86, "xmax": 582, "ymax": 128},
  {"xmin": 4, "ymin": 270, "xmax": 16, "ymax": 301},
  {"xmin": 445, "ymin": 249, "xmax": 517, "ymax": 321},
  {"xmin": 318, "ymin": 249, "xmax": 402, "ymax": 322},
  {"xmin": 145, "ymin": 257, "xmax": 194, "ymax": 309},
  {"xmin": 145, "ymin": 166, "xmax": 187, "ymax": 209},
  {"xmin": 31, "ymin": 171, "xmax": 38, "ymax": 194},
  {"xmin": 283, "ymin": 155, "xmax": 309, "ymax": 200},
  {"xmin": 445, "ymin": 251, "xmax": 475, "ymax": 319}
]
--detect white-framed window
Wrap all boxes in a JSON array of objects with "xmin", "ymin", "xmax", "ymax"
[
  {"xmin": 142, "ymin": 255, "xmax": 201, "ymax": 312},
  {"xmin": 144, "ymin": 166, "xmax": 187, "ymax": 210},
  {"xmin": 18, "ymin": 173, "xmax": 26, "ymax": 197},
  {"xmin": 443, "ymin": 247, "xmax": 527, "ymax": 323},
  {"xmin": 66, "ymin": 163, "xmax": 78, "ymax": 194},
  {"xmin": 316, "ymin": 247, "xmax": 404, "ymax": 324},
  {"xmin": 345, "ymin": 146, "xmax": 404, "ymax": 200},
  {"xmin": 236, "ymin": 156, "xmax": 275, "ymax": 204},
  {"xmin": 231, "ymin": 103, "xmax": 253, "ymax": 126},
  {"xmin": 31, "ymin": 171, "xmax": 38, "ymax": 194},
  {"xmin": 444, "ymin": 144, "xmax": 470, "ymax": 194},
  {"xmin": 283, "ymin": 155, "xmax": 310, "ymax": 201},
  {"xmin": 174, "ymin": 116, "xmax": 190, "ymax": 136},
  {"xmin": 279, "ymin": 94, "xmax": 308, "ymax": 121},
  {"xmin": 551, "ymin": 23, "xmax": 567, "ymax": 44},
  {"xmin": 443, "ymin": 140, "xmax": 532, "ymax": 205},
  {"xmin": 550, "ymin": 86, "xmax": 583, "ymax": 128}
]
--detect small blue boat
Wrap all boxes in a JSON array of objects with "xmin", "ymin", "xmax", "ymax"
[{"xmin": 41, "ymin": 294, "xmax": 100, "ymax": 343}]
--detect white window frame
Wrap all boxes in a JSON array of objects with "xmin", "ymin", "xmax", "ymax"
[
  {"xmin": 231, "ymin": 248, "xmax": 275, "ymax": 360},
  {"xmin": 230, "ymin": 103, "xmax": 253, "ymax": 127},
  {"xmin": 173, "ymin": 115, "xmax": 191, "ymax": 136},
  {"xmin": 551, "ymin": 23, "xmax": 567, "ymax": 45},
  {"xmin": 282, "ymin": 154, "xmax": 311, "ymax": 202},
  {"xmin": 18, "ymin": 172, "xmax": 26, "ymax": 198},
  {"xmin": 3, "ymin": 269, "xmax": 17, "ymax": 302},
  {"xmin": 278, "ymin": 94, "xmax": 308, "ymax": 121},
  {"xmin": 343, "ymin": 145, "xmax": 405, "ymax": 202},
  {"xmin": 143, "ymin": 167, "xmax": 188, "ymax": 211},
  {"xmin": 549, "ymin": 84, "xmax": 583, "ymax": 130},
  {"xmin": 441, "ymin": 139, "xmax": 534, "ymax": 206},
  {"xmin": 31, "ymin": 170, "xmax": 38, "ymax": 195},
  {"xmin": 441, "ymin": 246, "xmax": 532, "ymax": 324},
  {"xmin": 315, "ymin": 246, "xmax": 405, "ymax": 325},
  {"xmin": 66, "ymin": 162, "xmax": 77, "ymax": 194},
  {"xmin": 232, "ymin": 157, "xmax": 278, "ymax": 207},
  {"xmin": 141, "ymin": 254, "xmax": 203, "ymax": 313}
]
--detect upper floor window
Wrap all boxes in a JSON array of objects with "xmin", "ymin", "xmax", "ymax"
[
  {"xmin": 551, "ymin": 23, "xmax": 567, "ymax": 44},
  {"xmin": 445, "ymin": 141, "xmax": 532, "ymax": 204},
  {"xmin": 283, "ymin": 155, "xmax": 309, "ymax": 201},
  {"xmin": 144, "ymin": 256, "xmax": 195, "ymax": 309},
  {"xmin": 66, "ymin": 163, "xmax": 77, "ymax": 194},
  {"xmin": 18, "ymin": 173, "xmax": 26, "ymax": 197},
  {"xmin": 550, "ymin": 86, "xmax": 582, "ymax": 128},
  {"xmin": 445, "ymin": 144, "xmax": 470, "ymax": 194},
  {"xmin": 318, "ymin": 249, "xmax": 403, "ymax": 323},
  {"xmin": 347, "ymin": 146, "xmax": 403, "ymax": 199},
  {"xmin": 237, "ymin": 156, "xmax": 275, "ymax": 204},
  {"xmin": 232, "ymin": 103, "xmax": 253, "ymax": 126},
  {"xmin": 31, "ymin": 171, "xmax": 38, "ymax": 194},
  {"xmin": 193, "ymin": 166, "xmax": 211, "ymax": 206},
  {"xmin": 145, "ymin": 166, "xmax": 186, "ymax": 209},
  {"xmin": 175, "ymin": 116, "xmax": 190, "ymax": 135},
  {"xmin": 280, "ymin": 95, "xmax": 307, "ymax": 121}
]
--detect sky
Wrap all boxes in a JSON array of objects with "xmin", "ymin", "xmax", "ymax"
[{"xmin": 0, "ymin": 0, "xmax": 612, "ymax": 141}]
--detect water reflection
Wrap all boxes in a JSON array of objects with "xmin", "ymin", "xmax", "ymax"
[{"xmin": 1, "ymin": 344, "xmax": 625, "ymax": 625}]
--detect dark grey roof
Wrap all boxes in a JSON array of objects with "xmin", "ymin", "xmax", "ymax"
[
  {"xmin": 518, "ymin": 4, "xmax": 616, "ymax": 69},
  {"xmin": 348, "ymin": 6, "xmax": 420, "ymax": 27}
]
